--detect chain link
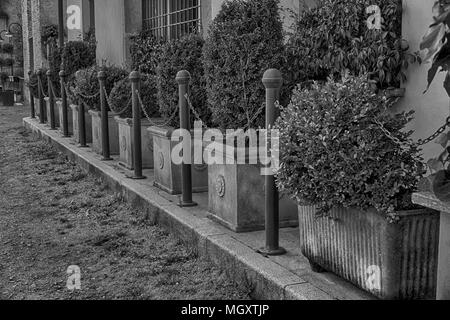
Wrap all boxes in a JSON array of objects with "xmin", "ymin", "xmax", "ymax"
[
  {"xmin": 184, "ymin": 93, "xmax": 209, "ymax": 129},
  {"xmin": 136, "ymin": 89, "xmax": 178, "ymax": 127}
]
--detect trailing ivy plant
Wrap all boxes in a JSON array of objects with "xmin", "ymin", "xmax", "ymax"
[
  {"xmin": 275, "ymin": 75, "xmax": 424, "ymax": 221},
  {"xmin": 285, "ymin": 0, "xmax": 420, "ymax": 91},
  {"xmin": 203, "ymin": 0, "xmax": 285, "ymax": 130},
  {"xmin": 420, "ymin": 0, "xmax": 450, "ymax": 201}
]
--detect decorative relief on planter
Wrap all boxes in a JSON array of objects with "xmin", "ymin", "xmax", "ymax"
[
  {"xmin": 158, "ymin": 152, "xmax": 164, "ymax": 170},
  {"xmin": 216, "ymin": 175, "xmax": 226, "ymax": 198}
]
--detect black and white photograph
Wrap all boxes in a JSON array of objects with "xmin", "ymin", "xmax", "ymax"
[{"xmin": 0, "ymin": 0, "xmax": 449, "ymax": 310}]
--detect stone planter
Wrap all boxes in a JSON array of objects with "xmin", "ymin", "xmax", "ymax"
[
  {"xmin": 115, "ymin": 117, "xmax": 161, "ymax": 170},
  {"xmin": 45, "ymin": 97, "xmax": 60, "ymax": 127},
  {"xmin": 57, "ymin": 100, "xmax": 73, "ymax": 135},
  {"xmin": 298, "ymin": 205, "xmax": 440, "ymax": 299},
  {"xmin": 148, "ymin": 126, "xmax": 208, "ymax": 195},
  {"xmin": 89, "ymin": 110, "xmax": 119, "ymax": 155},
  {"xmin": 208, "ymin": 142, "xmax": 298, "ymax": 232},
  {"xmin": 70, "ymin": 104, "xmax": 92, "ymax": 144}
]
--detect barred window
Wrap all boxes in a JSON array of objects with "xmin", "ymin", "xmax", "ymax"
[{"xmin": 143, "ymin": 0, "xmax": 201, "ymax": 40}]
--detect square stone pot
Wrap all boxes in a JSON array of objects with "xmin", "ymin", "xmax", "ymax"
[
  {"xmin": 148, "ymin": 126, "xmax": 208, "ymax": 195},
  {"xmin": 71, "ymin": 104, "xmax": 92, "ymax": 144},
  {"xmin": 115, "ymin": 117, "xmax": 161, "ymax": 170},
  {"xmin": 208, "ymin": 143, "xmax": 298, "ymax": 232},
  {"xmin": 298, "ymin": 205, "xmax": 440, "ymax": 299},
  {"xmin": 45, "ymin": 97, "xmax": 60, "ymax": 127},
  {"xmin": 89, "ymin": 110, "xmax": 119, "ymax": 155},
  {"xmin": 57, "ymin": 100, "xmax": 73, "ymax": 135}
]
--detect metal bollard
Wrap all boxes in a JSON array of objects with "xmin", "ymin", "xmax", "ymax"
[
  {"xmin": 47, "ymin": 70, "xmax": 56, "ymax": 130},
  {"xmin": 59, "ymin": 69, "xmax": 70, "ymax": 137},
  {"xmin": 128, "ymin": 71, "xmax": 145, "ymax": 179},
  {"xmin": 260, "ymin": 69, "xmax": 286, "ymax": 256},
  {"xmin": 176, "ymin": 70, "xmax": 197, "ymax": 207},
  {"xmin": 28, "ymin": 71, "xmax": 35, "ymax": 119},
  {"xmin": 98, "ymin": 70, "xmax": 112, "ymax": 160},
  {"xmin": 37, "ymin": 69, "xmax": 46, "ymax": 124},
  {"xmin": 75, "ymin": 70, "xmax": 87, "ymax": 147}
]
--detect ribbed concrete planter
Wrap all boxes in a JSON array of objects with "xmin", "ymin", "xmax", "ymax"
[
  {"xmin": 89, "ymin": 110, "xmax": 119, "ymax": 155},
  {"xmin": 45, "ymin": 97, "xmax": 60, "ymax": 127},
  {"xmin": 70, "ymin": 104, "xmax": 92, "ymax": 144},
  {"xmin": 148, "ymin": 126, "xmax": 208, "ymax": 195},
  {"xmin": 208, "ymin": 143, "xmax": 298, "ymax": 232},
  {"xmin": 299, "ymin": 205, "xmax": 440, "ymax": 299},
  {"xmin": 57, "ymin": 100, "xmax": 73, "ymax": 135},
  {"xmin": 115, "ymin": 117, "xmax": 162, "ymax": 170}
]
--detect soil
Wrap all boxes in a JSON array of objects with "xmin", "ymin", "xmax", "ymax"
[{"xmin": 0, "ymin": 105, "xmax": 251, "ymax": 300}]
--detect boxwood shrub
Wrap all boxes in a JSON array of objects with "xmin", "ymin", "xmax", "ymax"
[
  {"xmin": 71, "ymin": 65, "xmax": 128, "ymax": 111},
  {"xmin": 275, "ymin": 75, "xmax": 424, "ymax": 220},
  {"xmin": 203, "ymin": 0, "xmax": 285, "ymax": 130},
  {"xmin": 156, "ymin": 33, "xmax": 209, "ymax": 127},
  {"xmin": 129, "ymin": 30, "xmax": 164, "ymax": 76},
  {"xmin": 109, "ymin": 74, "xmax": 159, "ymax": 119}
]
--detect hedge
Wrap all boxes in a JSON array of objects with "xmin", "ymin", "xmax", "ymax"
[{"xmin": 203, "ymin": 0, "xmax": 285, "ymax": 130}]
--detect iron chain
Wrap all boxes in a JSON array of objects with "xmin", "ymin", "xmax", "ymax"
[{"xmin": 136, "ymin": 89, "xmax": 178, "ymax": 127}]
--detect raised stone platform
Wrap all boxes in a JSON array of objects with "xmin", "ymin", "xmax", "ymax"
[{"xmin": 23, "ymin": 117, "xmax": 374, "ymax": 300}]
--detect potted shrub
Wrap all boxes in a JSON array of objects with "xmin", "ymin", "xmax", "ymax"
[
  {"xmin": 148, "ymin": 32, "xmax": 210, "ymax": 195},
  {"xmin": 72, "ymin": 65, "xmax": 127, "ymax": 152},
  {"xmin": 111, "ymin": 74, "xmax": 161, "ymax": 170},
  {"xmin": 54, "ymin": 40, "xmax": 96, "ymax": 136},
  {"xmin": 202, "ymin": 0, "xmax": 298, "ymax": 232},
  {"xmin": 276, "ymin": 75, "xmax": 439, "ymax": 299}
]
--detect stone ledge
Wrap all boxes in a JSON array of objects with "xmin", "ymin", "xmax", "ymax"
[{"xmin": 413, "ymin": 192, "xmax": 450, "ymax": 213}]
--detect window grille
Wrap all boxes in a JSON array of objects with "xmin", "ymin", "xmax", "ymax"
[{"xmin": 142, "ymin": 0, "xmax": 201, "ymax": 40}]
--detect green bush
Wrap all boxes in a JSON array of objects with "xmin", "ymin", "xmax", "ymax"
[
  {"xmin": 285, "ymin": 0, "xmax": 418, "ymax": 90},
  {"xmin": 71, "ymin": 65, "xmax": 128, "ymax": 111},
  {"xmin": 109, "ymin": 74, "xmax": 159, "ymax": 119},
  {"xmin": 50, "ymin": 40, "xmax": 97, "ymax": 78},
  {"xmin": 203, "ymin": 0, "xmax": 285, "ymax": 130},
  {"xmin": 129, "ymin": 30, "xmax": 164, "ymax": 76},
  {"xmin": 156, "ymin": 33, "xmax": 209, "ymax": 127},
  {"xmin": 275, "ymin": 75, "xmax": 423, "ymax": 220}
]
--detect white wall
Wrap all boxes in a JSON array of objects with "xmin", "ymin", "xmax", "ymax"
[{"xmin": 394, "ymin": 0, "xmax": 449, "ymax": 161}]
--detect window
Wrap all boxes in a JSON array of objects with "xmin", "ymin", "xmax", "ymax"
[{"xmin": 142, "ymin": 0, "xmax": 201, "ymax": 40}]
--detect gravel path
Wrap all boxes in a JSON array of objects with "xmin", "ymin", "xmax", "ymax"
[{"xmin": 0, "ymin": 106, "xmax": 250, "ymax": 300}]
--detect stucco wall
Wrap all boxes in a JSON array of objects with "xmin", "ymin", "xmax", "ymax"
[
  {"xmin": 94, "ymin": 0, "xmax": 126, "ymax": 66},
  {"xmin": 394, "ymin": 0, "xmax": 449, "ymax": 161}
]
